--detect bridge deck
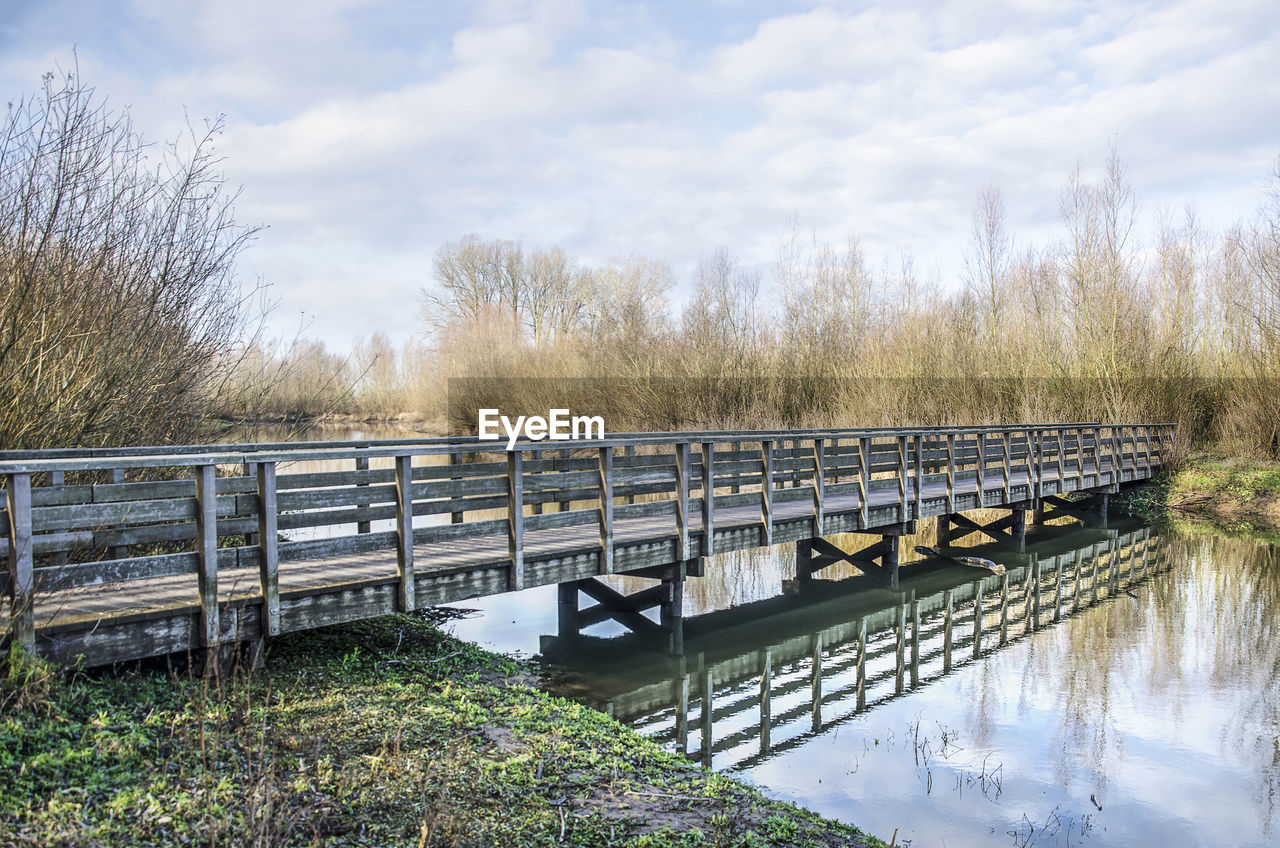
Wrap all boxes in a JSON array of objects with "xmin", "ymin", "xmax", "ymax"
[{"xmin": 0, "ymin": 424, "xmax": 1173, "ymax": 666}]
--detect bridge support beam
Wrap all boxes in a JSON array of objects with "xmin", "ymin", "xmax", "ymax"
[
  {"xmin": 1038, "ymin": 486, "xmax": 1118, "ymax": 528},
  {"xmin": 555, "ymin": 564, "xmax": 686, "ymax": 653},
  {"xmin": 794, "ymin": 522, "xmax": 916, "ymax": 590},
  {"xmin": 937, "ymin": 503, "xmax": 1029, "ymax": 552}
]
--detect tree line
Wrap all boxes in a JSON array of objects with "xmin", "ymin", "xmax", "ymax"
[
  {"xmin": 232, "ymin": 148, "xmax": 1280, "ymax": 458},
  {"xmin": 4, "ymin": 71, "xmax": 1279, "ymax": 457}
]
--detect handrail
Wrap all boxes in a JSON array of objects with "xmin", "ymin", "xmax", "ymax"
[
  {"xmin": 0, "ymin": 422, "xmax": 1177, "ymax": 474},
  {"xmin": 0, "ymin": 420, "xmax": 1117, "ymax": 461}
]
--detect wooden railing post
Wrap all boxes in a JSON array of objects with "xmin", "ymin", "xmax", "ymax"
[
  {"xmin": 1033, "ymin": 428, "xmax": 1043, "ymax": 499},
  {"xmin": 243, "ymin": 460, "xmax": 259, "ymax": 547},
  {"xmin": 1076, "ymin": 428, "xmax": 1086, "ymax": 487},
  {"xmin": 761, "ymin": 440, "xmax": 774, "ymax": 546},
  {"xmin": 945, "ymin": 432, "xmax": 956, "ymax": 513},
  {"xmin": 6, "ymin": 472, "xmax": 33, "ymax": 650},
  {"xmin": 598, "ymin": 446, "xmax": 614, "ymax": 574},
  {"xmin": 860, "ymin": 436, "xmax": 871, "ymax": 528},
  {"xmin": 195, "ymin": 464, "xmax": 220, "ymax": 656},
  {"xmin": 676, "ymin": 443, "xmax": 691, "ymax": 561},
  {"xmin": 977, "ymin": 431, "xmax": 987, "ymax": 502},
  {"xmin": 1056, "ymin": 428, "xmax": 1065, "ymax": 489},
  {"xmin": 813, "ymin": 437, "xmax": 825, "ymax": 536},
  {"xmin": 1001, "ymin": 429, "xmax": 1012, "ymax": 501},
  {"xmin": 109, "ymin": 467, "xmax": 128, "ymax": 559},
  {"xmin": 702, "ymin": 441, "xmax": 716, "ymax": 556},
  {"xmin": 732, "ymin": 441, "xmax": 742, "ymax": 494},
  {"xmin": 1109, "ymin": 426, "xmax": 1119, "ymax": 484},
  {"xmin": 256, "ymin": 462, "xmax": 281, "ymax": 637},
  {"xmin": 395, "ymin": 454, "xmax": 416, "ymax": 610},
  {"xmin": 1091, "ymin": 426, "xmax": 1100, "ymax": 481},
  {"xmin": 913, "ymin": 433, "xmax": 924, "ymax": 520},
  {"xmin": 531, "ymin": 450, "xmax": 544, "ymax": 516},
  {"xmin": 506, "ymin": 450, "xmax": 524, "ymax": 592},
  {"xmin": 450, "ymin": 451, "xmax": 464, "ymax": 523},
  {"xmin": 625, "ymin": 445, "xmax": 637, "ymax": 505},
  {"xmin": 897, "ymin": 434, "xmax": 908, "ymax": 519},
  {"xmin": 355, "ymin": 455, "xmax": 371, "ymax": 534}
]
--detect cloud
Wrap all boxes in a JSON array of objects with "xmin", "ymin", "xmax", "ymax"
[{"xmin": 1, "ymin": 0, "xmax": 1277, "ymax": 346}]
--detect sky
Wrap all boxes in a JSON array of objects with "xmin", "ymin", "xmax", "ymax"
[{"xmin": 1, "ymin": 0, "xmax": 1278, "ymax": 349}]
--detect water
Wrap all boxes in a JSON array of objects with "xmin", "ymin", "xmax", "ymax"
[
  {"xmin": 439, "ymin": 522, "xmax": 1280, "ymax": 848},
  {"xmin": 256, "ymin": 427, "xmax": 1280, "ymax": 847}
]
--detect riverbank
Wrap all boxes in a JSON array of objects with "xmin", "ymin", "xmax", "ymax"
[
  {"xmin": 1117, "ymin": 453, "xmax": 1280, "ymax": 533},
  {"xmin": 1, "ymin": 612, "xmax": 885, "ymax": 848}
]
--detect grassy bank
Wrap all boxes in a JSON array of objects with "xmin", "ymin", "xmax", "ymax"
[
  {"xmin": 1, "ymin": 612, "xmax": 884, "ymax": 848},
  {"xmin": 1118, "ymin": 454, "xmax": 1280, "ymax": 532}
]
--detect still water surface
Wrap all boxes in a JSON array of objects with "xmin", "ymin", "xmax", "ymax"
[
  {"xmin": 449, "ymin": 524, "xmax": 1279, "ymax": 848},
  {"xmin": 250, "ymin": 428, "xmax": 1279, "ymax": 847}
]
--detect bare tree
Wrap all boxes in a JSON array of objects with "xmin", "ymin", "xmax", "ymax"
[
  {"xmin": 0, "ymin": 68, "xmax": 261, "ymax": 448},
  {"xmin": 963, "ymin": 183, "xmax": 1012, "ymax": 347}
]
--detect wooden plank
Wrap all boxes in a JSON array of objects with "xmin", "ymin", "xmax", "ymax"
[
  {"xmin": 451, "ymin": 451, "xmax": 465, "ymax": 524},
  {"xmin": 1002, "ymin": 431, "xmax": 1012, "ymax": 500},
  {"xmin": 614, "ymin": 500, "xmax": 678, "ymax": 521},
  {"xmin": 31, "ymin": 551, "xmax": 197, "ymax": 592},
  {"xmin": 625, "ymin": 445, "xmax": 637, "ymax": 505},
  {"xmin": 1031, "ymin": 429, "xmax": 1042, "ymax": 498},
  {"xmin": 195, "ymin": 465, "xmax": 219, "ymax": 650},
  {"xmin": 508, "ymin": 451, "xmax": 524, "ymax": 591},
  {"xmin": 945, "ymin": 433, "xmax": 956, "ymax": 512},
  {"xmin": 276, "ymin": 483, "xmax": 398, "ymax": 512},
  {"xmin": 913, "ymin": 434, "xmax": 923, "ymax": 520},
  {"xmin": 413, "ymin": 518, "xmax": 507, "ymax": 546},
  {"xmin": 524, "ymin": 507, "xmax": 599, "ymax": 533},
  {"xmin": 6, "ymin": 473, "xmax": 33, "ymax": 648},
  {"xmin": 860, "ymin": 437, "xmax": 871, "ymax": 528},
  {"xmin": 355, "ymin": 456, "xmax": 371, "ymax": 534},
  {"xmin": 812, "ymin": 437, "xmax": 825, "ymax": 536},
  {"xmin": 761, "ymin": 440, "xmax": 774, "ymax": 546},
  {"xmin": 897, "ymin": 435, "xmax": 907, "ymax": 511},
  {"xmin": 395, "ymin": 454, "xmax": 416, "ymax": 611},
  {"xmin": 599, "ymin": 446, "xmax": 614, "ymax": 574},
  {"xmin": 676, "ymin": 443, "xmax": 691, "ymax": 561},
  {"xmin": 702, "ymin": 442, "xmax": 715, "ymax": 556},
  {"xmin": 257, "ymin": 462, "xmax": 281, "ymax": 636}
]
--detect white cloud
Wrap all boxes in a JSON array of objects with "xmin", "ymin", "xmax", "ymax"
[{"xmin": 1, "ymin": 0, "xmax": 1277, "ymax": 347}]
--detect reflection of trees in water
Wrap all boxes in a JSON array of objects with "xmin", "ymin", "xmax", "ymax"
[
  {"xmin": 974, "ymin": 528, "xmax": 1280, "ymax": 831},
  {"xmin": 1197, "ymin": 532, "xmax": 1280, "ymax": 832}
]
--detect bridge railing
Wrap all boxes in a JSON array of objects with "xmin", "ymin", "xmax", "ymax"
[{"xmin": 1, "ymin": 423, "xmax": 1175, "ymax": 650}]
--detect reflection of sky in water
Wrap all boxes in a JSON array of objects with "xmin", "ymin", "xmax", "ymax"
[{"xmin": 445, "ymin": 528, "xmax": 1280, "ymax": 848}]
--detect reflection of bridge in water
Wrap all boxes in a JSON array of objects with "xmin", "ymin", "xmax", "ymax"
[{"xmin": 540, "ymin": 524, "xmax": 1164, "ymax": 771}]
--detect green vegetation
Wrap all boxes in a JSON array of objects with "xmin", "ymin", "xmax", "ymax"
[
  {"xmin": 1115, "ymin": 454, "xmax": 1280, "ymax": 531},
  {"xmin": 1, "ymin": 613, "xmax": 883, "ymax": 848}
]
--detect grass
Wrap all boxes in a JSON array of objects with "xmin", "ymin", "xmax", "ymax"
[
  {"xmin": 1, "ymin": 612, "xmax": 885, "ymax": 848},
  {"xmin": 1112, "ymin": 453, "xmax": 1280, "ymax": 532},
  {"xmin": 1169, "ymin": 456, "xmax": 1280, "ymax": 504}
]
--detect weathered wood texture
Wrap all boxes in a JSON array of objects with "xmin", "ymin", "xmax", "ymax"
[{"xmin": 0, "ymin": 423, "xmax": 1175, "ymax": 666}]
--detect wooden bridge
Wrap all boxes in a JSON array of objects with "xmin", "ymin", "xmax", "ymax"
[
  {"xmin": 541, "ymin": 524, "xmax": 1164, "ymax": 770},
  {"xmin": 0, "ymin": 423, "xmax": 1174, "ymax": 668}
]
